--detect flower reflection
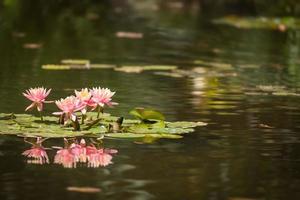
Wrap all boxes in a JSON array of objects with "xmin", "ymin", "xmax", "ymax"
[
  {"xmin": 54, "ymin": 138, "xmax": 118, "ymax": 168},
  {"xmin": 54, "ymin": 148, "xmax": 76, "ymax": 168},
  {"xmin": 22, "ymin": 137, "xmax": 49, "ymax": 164},
  {"xmin": 22, "ymin": 138, "xmax": 118, "ymax": 168}
]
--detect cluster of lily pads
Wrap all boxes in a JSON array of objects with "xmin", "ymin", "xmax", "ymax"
[
  {"xmin": 0, "ymin": 86, "xmax": 207, "ymax": 139},
  {"xmin": 23, "ymin": 137, "xmax": 117, "ymax": 168}
]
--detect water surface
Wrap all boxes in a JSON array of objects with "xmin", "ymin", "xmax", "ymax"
[{"xmin": 0, "ymin": 1, "xmax": 300, "ymax": 200}]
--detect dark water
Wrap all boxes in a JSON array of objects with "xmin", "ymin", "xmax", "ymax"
[{"xmin": 1, "ymin": 1, "xmax": 300, "ymax": 200}]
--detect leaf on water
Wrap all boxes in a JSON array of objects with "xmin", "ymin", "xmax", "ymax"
[
  {"xmin": 257, "ymin": 85, "xmax": 286, "ymax": 92},
  {"xmin": 105, "ymin": 133, "xmax": 182, "ymax": 139},
  {"xmin": 167, "ymin": 121, "xmax": 208, "ymax": 128},
  {"xmin": 114, "ymin": 66, "xmax": 144, "ymax": 73},
  {"xmin": 23, "ymin": 43, "xmax": 43, "ymax": 49},
  {"xmin": 90, "ymin": 64, "xmax": 116, "ymax": 69},
  {"xmin": 154, "ymin": 71, "xmax": 184, "ymax": 78},
  {"xmin": 272, "ymin": 92, "xmax": 300, "ymax": 97},
  {"xmin": 115, "ymin": 31, "xmax": 144, "ymax": 39},
  {"xmin": 142, "ymin": 65, "xmax": 178, "ymax": 71},
  {"xmin": 129, "ymin": 108, "xmax": 165, "ymax": 121},
  {"xmin": 114, "ymin": 65, "xmax": 178, "ymax": 73},
  {"xmin": 42, "ymin": 65, "xmax": 71, "ymax": 70},
  {"xmin": 213, "ymin": 16, "xmax": 297, "ymax": 31},
  {"xmin": 259, "ymin": 124, "xmax": 274, "ymax": 129},
  {"xmin": 61, "ymin": 59, "xmax": 90, "ymax": 65},
  {"xmin": 0, "ymin": 112, "xmax": 206, "ymax": 139},
  {"xmin": 66, "ymin": 186, "xmax": 101, "ymax": 193}
]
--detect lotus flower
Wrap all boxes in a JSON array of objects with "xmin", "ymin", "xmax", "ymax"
[
  {"xmin": 90, "ymin": 87, "xmax": 118, "ymax": 108},
  {"xmin": 53, "ymin": 96, "xmax": 85, "ymax": 123},
  {"xmin": 23, "ymin": 87, "xmax": 51, "ymax": 112},
  {"xmin": 54, "ymin": 148, "xmax": 76, "ymax": 168},
  {"xmin": 74, "ymin": 88, "xmax": 94, "ymax": 114},
  {"xmin": 22, "ymin": 137, "xmax": 49, "ymax": 164}
]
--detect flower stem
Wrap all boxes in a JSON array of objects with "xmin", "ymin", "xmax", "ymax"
[
  {"xmin": 39, "ymin": 111, "xmax": 43, "ymax": 121},
  {"xmin": 81, "ymin": 114, "xmax": 85, "ymax": 124},
  {"xmin": 97, "ymin": 106, "xmax": 100, "ymax": 118}
]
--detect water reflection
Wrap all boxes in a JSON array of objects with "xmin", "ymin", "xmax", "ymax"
[
  {"xmin": 22, "ymin": 137, "xmax": 49, "ymax": 164},
  {"xmin": 22, "ymin": 137, "xmax": 118, "ymax": 168}
]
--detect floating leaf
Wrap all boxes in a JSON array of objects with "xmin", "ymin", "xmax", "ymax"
[
  {"xmin": 129, "ymin": 108, "xmax": 165, "ymax": 121},
  {"xmin": 115, "ymin": 31, "xmax": 144, "ymax": 39},
  {"xmin": 166, "ymin": 121, "xmax": 208, "ymax": 128},
  {"xmin": 0, "ymin": 112, "xmax": 206, "ymax": 139},
  {"xmin": 61, "ymin": 59, "xmax": 90, "ymax": 65},
  {"xmin": 66, "ymin": 186, "xmax": 101, "ymax": 193},
  {"xmin": 90, "ymin": 64, "xmax": 116, "ymax": 69},
  {"xmin": 114, "ymin": 66, "xmax": 144, "ymax": 73},
  {"xmin": 114, "ymin": 65, "xmax": 178, "ymax": 74},
  {"xmin": 23, "ymin": 43, "xmax": 42, "ymax": 49},
  {"xmin": 42, "ymin": 65, "xmax": 71, "ymax": 70},
  {"xmin": 213, "ymin": 16, "xmax": 298, "ymax": 31}
]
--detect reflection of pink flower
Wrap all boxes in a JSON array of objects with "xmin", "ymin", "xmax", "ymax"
[
  {"xmin": 22, "ymin": 137, "xmax": 49, "ymax": 164},
  {"xmin": 74, "ymin": 88, "xmax": 94, "ymax": 114},
  {"xmin": 53, "ymin": 96, "xmax": 85, "ymax": 122},
  {"xmin": 87, "ymin": 147, "xmax": 118, "ymax": 168},
  {"xmin": 53, "ymin": 138, "xmax": 118, "ymax": 168},
  {"xmin": 70, "ymin": 139, "xmax": 87, "ymax": 163},
  {"xmin": 23, "ymin": 87, "xmax": 51, "ymax": 112},
  {"xmin": 54, "ymin": 148, "xmax": 76, "ymax": 168},
  {"xmin": 90, "ymin": 87, "xmax": 118, "ymax": 109},
  {"xmin": 22, "ymin": 147, "xmax": 49, "ymax": 164}
]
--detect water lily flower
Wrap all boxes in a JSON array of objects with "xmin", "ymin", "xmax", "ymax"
[
  {"xmin": 23, "ymin": 87, "xmax": 51, "ymax": 120},
  {"xmin": 74, "ymin": 88, "xmax": 94, "ymax": 114},
  {"xmin": 90, "ymin": 87, "xmax": 118, "ymax": 118},
  {"xmin": 53, "ymin": 96, "xmax": 85, "ymax": 124},
  {"xmin": 22, "ymin": 137, "xmax": 49, "ymax": 164},
  {"xmin": 90, "ymin": 87, "xmax": 118, "ymax": 108}
]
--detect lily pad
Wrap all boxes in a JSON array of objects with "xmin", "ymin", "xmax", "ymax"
[
  {"xmin": 42, "ymin": 65, "xmax": 72, "ymax": 70},
  {"xmin": 114, "ymin": 65, "xmax": 177, "ymax": 73},
  {"xmin": 213, "ymin": 16, "xmax": 299, "ymax": 30},
  {"xmin": 129, "ymin": 108, "xmax": 165, "ymax": 121},
  {"xmin": 0, "ymin": 112, "xmax": 206, "ymax": 140}
]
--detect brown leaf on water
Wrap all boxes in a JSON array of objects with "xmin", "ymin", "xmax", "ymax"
[
  {"xmin": 23, "ymin": 43, "xmax": 43, "ymax": 49},
  {"xmin": 66, "ymin": 186, "xmax": 101, "ymax": 193},
  {"xmin": 115, "ymin": 31, "xmax": 143, "ymax": 39},
  {"xmin": 114, "ymin": 66, "xmax": 144, "ymax": 73},
  {"xmin": 259, "ymin": 124, "xmax": 274, "ymax": 129}
]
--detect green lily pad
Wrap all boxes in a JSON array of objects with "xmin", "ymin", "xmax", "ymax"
[
  {"xmin": 213, "ymin": 16, "xmax": 299, "ymax": 30},
  {"xmin": 61, "ymin": 59, "xmax": 90, "ymax": 65},
  {"xmin": 166, "ymin": 121, "xmax": 208, "ymax": 128},
  {"xmin": 129, "ymin": 108, "xmax": 165, "ymax": 121},
  {"xmin": 0, "ymin": 112, "xmax": 206, "ymax": 140},
  {"xmin": 105, "ymin": 133, "xmax": 182, "ymax": 139},
  {"xmin": 114, "ymin": 65, "xmax": 178, "ymax": 73}
]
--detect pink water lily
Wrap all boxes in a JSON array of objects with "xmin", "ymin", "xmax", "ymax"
[
  {"xmin": 90, "ymin": 87, "xmax": 118, "ymax": 108},
  {"xmin": 23, "ymin": 87, "xmax": 51, "ymax": 116},
  {"xmin": 74, "ymin": 88, "xmax": 94, "ymax": 114},
  {"xmin": 53, "ymin": 96, "xmax": 85, "ymax": 123},
  {"xmin": 22, "ymin": 137, "xmax": 49, "ymax": 164}
]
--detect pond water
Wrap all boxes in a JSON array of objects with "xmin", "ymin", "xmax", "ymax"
[{"xmin": 1, "ymin": 1, "xmax": 300, "ymax": 200}]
